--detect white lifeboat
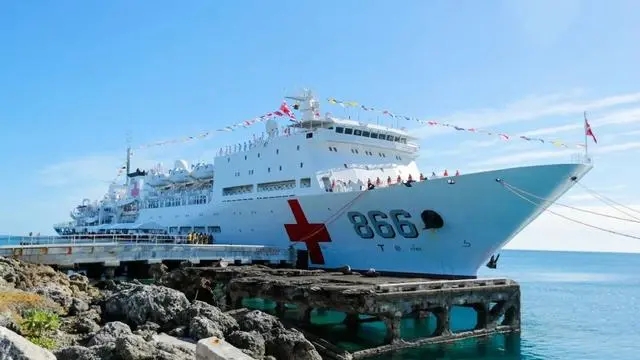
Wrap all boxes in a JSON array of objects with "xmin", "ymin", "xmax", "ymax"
[
  {"xmin": 168, "ymin": 160, "xmax": 193, "ymax": 183},
  {"xmin": 146, "ymin": 172, "xmax": 170, "ymax": 187},
  {"xmin": 191, "ymin": 163, "xmax": 214, "ymax": 180}
]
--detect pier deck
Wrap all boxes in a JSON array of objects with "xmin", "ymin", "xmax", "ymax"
[
  {"xmin": 0, "ymin": 235, "xmax": 292, "ymax": 270},
  {"xmin": 173, "ymin": 266, "xmax": 521, "ymax": 359}
]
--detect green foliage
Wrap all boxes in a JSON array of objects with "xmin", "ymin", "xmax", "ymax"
[{"xmin": 19, "ymin": 309, "xmax": 60, "ymax": 349}]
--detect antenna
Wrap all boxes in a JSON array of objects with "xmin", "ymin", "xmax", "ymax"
[{"xmin": 125, "ymin": 132, "xmax": 132, "ymax": 186}]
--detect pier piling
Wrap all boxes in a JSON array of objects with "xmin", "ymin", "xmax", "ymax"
[{"xmin": 164, "ymin": 265, "xmax": 521, "ymax": 359}]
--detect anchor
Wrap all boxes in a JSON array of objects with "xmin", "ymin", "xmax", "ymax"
[{"xmin": 486, "ymin": 253, "xmax": 500, "ymax": 269}]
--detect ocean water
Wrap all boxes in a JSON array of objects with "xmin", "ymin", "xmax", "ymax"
[{"xmin": 245, "ymin": 250, "xmax": 640, "ymax": 359}]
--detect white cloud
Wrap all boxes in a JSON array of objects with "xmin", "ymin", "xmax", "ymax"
[
  {"xmin": 470, "ymin": 141, "xmax": 640, "ymax": 168},
  {"xmin": 506, "ymin": 204, "xmax": 640, "ymax": 253},
  {"xmin": 413, "ymin": 91, "xmax": 640, "ymax": 141}
]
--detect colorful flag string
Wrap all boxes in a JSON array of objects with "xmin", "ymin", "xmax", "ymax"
[
  {"xmin": 326, "ymin": 98, "xmax": 587, "ymax": 150},
  {"xmin": 109, "ymin": 101, "xmax": 296, "ymax": 183}
]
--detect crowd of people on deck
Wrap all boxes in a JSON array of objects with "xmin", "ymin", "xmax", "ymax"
[{"xmin": 187, "ymin": 232, "xmax": 214, "ymax": 245}]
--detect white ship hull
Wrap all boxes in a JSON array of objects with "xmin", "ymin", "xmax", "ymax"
[{"xmin": 131, "ymin": 163, "xmax": 590, "ymax": 278}]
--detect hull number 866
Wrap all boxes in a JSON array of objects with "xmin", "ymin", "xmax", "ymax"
[{"xmin": 347, "ymin": 210, "xmax": 419, "ymax": 239}]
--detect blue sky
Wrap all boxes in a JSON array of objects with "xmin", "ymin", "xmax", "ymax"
[{"xmin": 1, "ymin": 1, "xmax": 640, "ymax": 252}]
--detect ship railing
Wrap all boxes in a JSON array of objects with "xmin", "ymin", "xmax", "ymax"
[{"xmin": 2, "ymin": 234, "xmax": 193, "ymax": 247}]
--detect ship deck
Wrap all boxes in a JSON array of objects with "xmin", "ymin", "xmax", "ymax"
[{"xmin": 166, "ymin": 265, "xmax": 521, "ymax": 359}]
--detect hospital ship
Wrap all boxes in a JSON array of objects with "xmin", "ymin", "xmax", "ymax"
[{"xmin": 53, "ymin": 90, "xmax": 592, "ymax": 278}]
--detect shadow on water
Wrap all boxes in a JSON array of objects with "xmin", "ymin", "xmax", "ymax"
[{"xmin": 242, "ymin": 298, "xmax": 522, "ymax": 359}]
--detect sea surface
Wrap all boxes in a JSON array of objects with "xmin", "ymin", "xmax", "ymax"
[{"xmin": 246, "ymin": 250, "xmax": 640, "ymax": 359}]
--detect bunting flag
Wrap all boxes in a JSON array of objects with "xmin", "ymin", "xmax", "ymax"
[
  {"xmin": 109, "ymin": 101, "xmax": 296, "ymax": 183},
  {"xmin": 326, "ymin": 98, "xmax": 589, "ymax": 150}
]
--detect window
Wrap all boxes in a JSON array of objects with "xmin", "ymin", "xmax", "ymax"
[
  {"xmin": 279, "ymin": 166, "xmax": 282, "ymax": 171},
  {"xmin": 394, "ymin": 136, "xmax": 400, "ymax": 142},
  {"xmin": 248, "ymin": 170, "xmax": 254, "ymax": 175},
  {"xmin": 244, "ymin": 155, "xmax": 247, "ymax": 160},
  {"xmin": 332, "ymin": 146, "xmax": 337, "ymax": 151},
  {"xmin": 362, "ymin": 131, "xmax": 370, "ymax": 137},
  {"xmin": 371, "ymin": 133, "xmax": 379, "ymax": 139},
  {"xmin": 306, "ymin": 133, "xmax": 313, "ymax": 139},
  {"xmin": 300, "ymin": 162, "xmax": 304, "ymax": 168},
  {"xmin": 386, "ymin": 135, "xmax": 394, "ymax": 141},
  {"xmin": 297, "ymin": 145, "xmax": 300, "ymax": 150},
  {"xmin": 354, "ymin": 129, "xmax": 362, "ymax": 136},
  {"xmin": 344, "ymin": 128, "xmax": 353, "ymax": 135},
  {"xmin": 258, "ymin": 153, "xmax": 261, "ymax": 157},
  {"xmin": 276, "ymin": 149, "xmax": 279, "ymax": 154},
  {"xmin": 336, "ymin": 127, "xmax": 344, "ymax": 133},
  {"xmin": 329, "ymin": 147, "xmax": 334, "ymax": 152},
  {"xmin": 268, "ymin": 167, "xmax": 271, "ymax": 172}
]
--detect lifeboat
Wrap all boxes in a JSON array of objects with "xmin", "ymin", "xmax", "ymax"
[
  {"xmin": 191, "ymin": 163, "xmax": 214, "ymax": 180},
  {"xmin": 168, "ymin": 168, "xmax": 193, "ymax": 183},
  {"xmin": 146, "ymin": 172, "xmax": 171, "ymax": 187}
]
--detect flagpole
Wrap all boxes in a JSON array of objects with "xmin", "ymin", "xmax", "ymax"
[{"xmin": 583, "ymin": 111, "xmax": 588, "ymax": 160}]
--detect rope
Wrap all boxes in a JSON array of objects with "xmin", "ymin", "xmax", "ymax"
[
  {"xmin": 501, "ymin": 181, "xmax": 640, "ymax": 223},
  {"xmin": 299, "ymin": 188, "xmax": 369, "ymax": 242},
  {"xmin": 498, "ymin": 180, "xmax": 640, "ymax": 240},
  {"xmin": 574, "ymin": 181, "xmax": 640, "ymax": 218}
]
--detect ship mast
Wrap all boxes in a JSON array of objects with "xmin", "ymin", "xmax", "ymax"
[{"xmin": 125, "ymin": 133, "xmax": 132, "ymax": 186}]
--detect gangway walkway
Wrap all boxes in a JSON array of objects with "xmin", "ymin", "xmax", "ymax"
[{"xmin": 0, "ymin": 234, "xmax": 292, "ymax": 268}]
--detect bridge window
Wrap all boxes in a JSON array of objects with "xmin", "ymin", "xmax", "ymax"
[
  {"xmin": 354, "ymin": 129, "xmax": 362, "ymax": 136},
  {"xmin": 362, "ymin": 131, "xmax": 370, "ymax": 137},
  {"xmin": 371, "ymin": 133, "xmax": 379, "ymax": 139},
  {"xmin": 400, "ymin": 138, "xmax": 407, "ymax": 144},
  {"xmin": 394, "ymin": 136, "xmax": 400, "ymax": 142},
  {"xmin": 386, "ymin": 134, "xmax": 394, "ymax": 141},
  {"xmin": 344, "ymin": 128, "xmax": 353, "ymax": 135},
  {"xmin": 208, "ymin": 226, "xmax": 221, "ymax": 233},
  {"xmin": 336, "ymin": 127, "xmax": 344, "ymax": 133}
]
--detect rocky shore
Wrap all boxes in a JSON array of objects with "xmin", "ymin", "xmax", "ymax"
[{"xmin": 0, "ymin": 257, "xmax": 322, "ymax": 360}]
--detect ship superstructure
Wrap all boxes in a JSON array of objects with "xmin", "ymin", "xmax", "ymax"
[{"xmin": 54, "ymin": 90, "xmax": 592, "ymax": 278}]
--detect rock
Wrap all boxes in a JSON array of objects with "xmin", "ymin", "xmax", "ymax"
[
  {"xmin": 0, "ymin": 325, "xmax": 56, "ymax": 360},
  {"xmin": 227, "ymin": 330, "xmax": 265, "ymax": 358},
  {"xmin": 137, "ymin": 321, "xmax": 161, "ymax": 332},
  {"xmin": 167, "ymin": 326, "xmax": 187, "ymax": 338},
  {"xmin": 264, "ymin": 327, "xmax": 322, "ymax": 360},
  {"xmin": 70, "ymin": 298, "xmax": 90, "ymax": 315},
  {"xmin": 74, "ymin": 317, "xmax": 101, "ymax": 334},
  {"xmin": 188, "ymin": 316, "xmax": 223, "ymax": 340},
  {"xmin": 114, "ymin": 334, "xmax": 156, "ymax": 360},
  {"xmin": 86, "ymin": 321, "xmax": 132, "ymax": 346},
  {"xmin": 239, "ymin": 310, "xmax": 283, "ymax": 334},
  {"xmin": 54, "ymin": 345, "xmax": 100, "ymax": 360},
  {"xmin": 178, "ymin": 300, "xmax": 239, "ymax": 336},
  {"xmin": 103, "ymin": 284, "xmax": 190, "ymax": 327}
]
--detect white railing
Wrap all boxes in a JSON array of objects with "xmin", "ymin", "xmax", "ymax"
[{"xmin": 0, "ymin": 234, "xmax": 193, "ymax": 247}]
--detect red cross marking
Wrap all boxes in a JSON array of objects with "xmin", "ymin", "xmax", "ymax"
[{"xmin": 284, "ymin": 199, "xmax": 332, "ymax": 265}]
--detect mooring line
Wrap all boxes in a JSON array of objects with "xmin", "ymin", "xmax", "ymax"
[
  {"xmin": 499, "ymin": 181, "xmax": 640, "ymax": 240},
  {"xmin": 501, "ymin": 181, "xmax": 640, "ymax": 223},
  {"xmin": 574, "ymin": 181, "xmax": 640, "ymax": 218}
]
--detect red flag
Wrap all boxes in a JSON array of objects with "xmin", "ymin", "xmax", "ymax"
[
  {"xmin": 279, "ymin": 101, "xmax": 296, "ymax": 120},
  {"xmin": 584, "ymin": 112, "xmax": 597, "ymax": 144}
]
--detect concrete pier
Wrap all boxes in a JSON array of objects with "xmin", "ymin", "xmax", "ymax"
[
  {"xmin": 167, "ymin": 266, "xmax": 521, "ymax": 359},
  {"xmin": 0, "ymin": 235, "xmax": 292, "ymax": 270}
]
